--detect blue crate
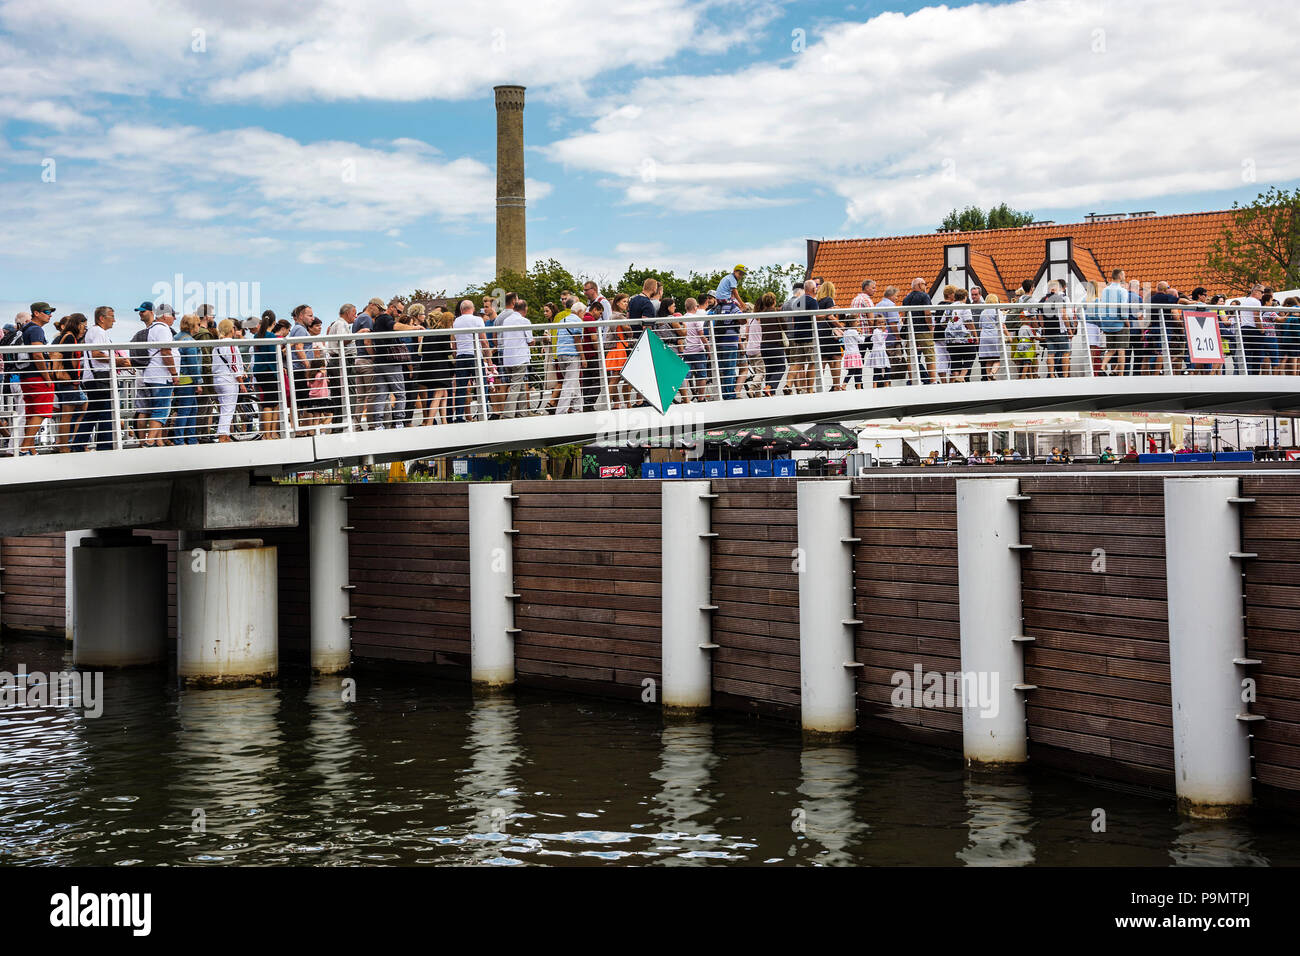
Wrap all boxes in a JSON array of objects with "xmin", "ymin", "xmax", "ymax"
[
  {"xmin": 1138, "ymin": 453, "xmax": 1175, "ymax": 464},
  {"xmin": 662, "ymin": 462, "xmax": 684, "ymax": 479},
  {"xmin": 1216, "ymin": 451, "xmax": 1254, "ymax": 462},
  {"xmin": 1176, "ymin": 452, "xmax": 1213, "ymax": 463},
  {"xmin": 726, "ymin": 461, "xmax": 749, "ymax": 478},
  {"xmin": 704, "ymin": 461, "xmax": 726, "ymax": 479},
  {"xmin": 749, "ymin": 460, "xmax": 773, "ymax": 477},
  {"xmin": 684, "ymin": 461, "xmax": 705, "ymax": 478},
  {"xmin": 641, "ymin": 463, "xmax": 661, "ymax": 479},
  {"xmin": 773, "ymin": 459, "xmax": 797, "ymax": 477}
]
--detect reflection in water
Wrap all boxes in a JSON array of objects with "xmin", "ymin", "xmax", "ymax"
[
  {"xmin": 1, "ymin": 637, "xmax": 1299, "ymax": 866},
  {"xmin": 305, "ymin": 678, "xmax": 361, "ymax": 816},
  {"xmin": 455, "ymin": 693, "xmax": 524, "ymax": 864},
  {"xmin": 0, "ymin": 653, "xmax": 90, "ymax": 864},
  {"xmin": 1170, "ymin": 819, "xmax": 1270, "ymax": 866},
  {"xmin": 797, "ymin": 745, "xmax": 868, "ymax": 865},
  {"xmin": 171, "ymin": 687, "xmax": 283, "ymax": 862},
  {"xmin": 957, "ymin": 777, "xmax": 1036, "ymax": 866},
  {"xmin": 650, "ymin": 722, "xmax": 720, "ymax": 864}
]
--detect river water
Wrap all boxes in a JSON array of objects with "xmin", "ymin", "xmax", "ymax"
[{"xmin": 2, "ymin": 636, "xmax": 1298, "ymax": 866}]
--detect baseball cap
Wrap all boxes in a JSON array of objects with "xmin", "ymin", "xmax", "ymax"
[
  {"xmin": 733, "ymin": 264, "xmax": 748, "ymax": 273},
  {"xmin": 155, "ymin": 302, "xmax": 176, "ymax": 316},
  {"xmin": 30, "ymin": 301, "xmax": 56, "ymax": 315},
  {"xmin": 367, "ymin": 296, "xmax": 385, "ymax": 309},
  {"xmin": 134, "ymin": 301, "xmax": 154, "ymax": 313}
]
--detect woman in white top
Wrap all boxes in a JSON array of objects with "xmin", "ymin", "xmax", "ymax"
[
  {"xmin": 680, "ymin": 300, "xmax": 707, "ymax": 402},
  {"xmin": 213, "ymin": 318, "xmax": 247, "ymax": 441}
]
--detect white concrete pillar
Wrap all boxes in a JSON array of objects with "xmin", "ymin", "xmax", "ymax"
[
  {"xmin": 72, "ymin": 536, "xmax": 167, "ymax": 667},
  {"xmin": 178, "ymin": 539, "xmax": 278, "ymax": 686},
  {"xmin": 661, "ymin": 480, "xmax": 717, "ymax": 710},
  {"xmin": 1164, "ymin": 477, "xmax": 1255, "ymax": 816},
  {"xmin": 956, "ymin": 478, "xmax": 1030, "ymax": 766},
  {"xmin": 469, "ymin": 483, "xmax": 517, "ymax": 687},
  {"xmin": 797, "ymin": 480, "xmax": 860, "ymax": 734},
  {"xmin": 64, "ymin": 529, "xmax": 95, "ymax": 641},
  {"xmin": 310, "ymin": 485, "xmax": 352, "ymax": 674}
]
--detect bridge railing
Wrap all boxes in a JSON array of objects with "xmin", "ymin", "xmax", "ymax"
[{"xmin": 1, "ymin": 301, "xmax": 1296, "ymax": 456}]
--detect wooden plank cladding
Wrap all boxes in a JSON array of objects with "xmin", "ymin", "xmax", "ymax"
[
  {"xmin": 347, "ymin": 482, "xmax": 470, "ymax": 668},
  {"xmin": 1016, "ymin": 476, "xmax": 1174, "ymax": 788},
  {"xmin": 510, "ymin": 479, "xmax": 660, "ymax": 695},
  {"xmin": 1, "ymin": 533, "xmax": 65, "ymax": 634},
  {"xmin": 850, "ymin": 476, "xmax": 962, "ymax": 745},
  {"xmin": 1241, "ymin": 476, "xmax": 1300, "ymax": 794},
  {"xmin": 708, "ymin": 479, "xmax": 800, "ymax": 716}
]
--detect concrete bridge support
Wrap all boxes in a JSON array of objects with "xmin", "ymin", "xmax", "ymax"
[
  {"xmin": 797, "ymin": 480, "xmax": 859, "ymax": 735},
  {"xmin": 661, "ymin": 480, "xmax": 717, "ymax": 711},
  {"xmin": 71, "ymin": 533, "xmax": 167, "ymax": 667},
  {"xmin": 1163, "ymin": 477, "xmax": 1255, "ymax": 817},
  {"xmin": 178, "ymin": 539, "xmax": 278, "ymax": 686},
  {"xmin": 469, "ymin": 483, "xmax": 517, "ymax": 687},
  {"xmin": 956, "ymin": 478, "xmax": 1031, "ymax": 767},
  {"xmin": 309, "ymin": 485, "xmax": 352, "ymax": 674},
  {"xmin": 64, "ymin": 530, "xmax": 95, "ymax": 641}
]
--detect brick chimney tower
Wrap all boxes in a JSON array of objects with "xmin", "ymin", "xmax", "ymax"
[{"xmin": 494, "ymin": 85, "xmax": 526, "ymax": 277}]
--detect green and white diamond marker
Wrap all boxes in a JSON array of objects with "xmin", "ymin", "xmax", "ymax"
[{"xmin": 620, "ymin": 330, "xmax": 691, "ymax": 414}]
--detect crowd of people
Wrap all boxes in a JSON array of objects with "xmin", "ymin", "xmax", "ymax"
[{"xmin": 2, "ymin": 268, "xmax": 1294, "ymax": 454}]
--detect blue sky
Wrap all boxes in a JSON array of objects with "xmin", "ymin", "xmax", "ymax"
[{"xmin": 3, "ymin": 0, "xmax": 1299, "ymax": 337}]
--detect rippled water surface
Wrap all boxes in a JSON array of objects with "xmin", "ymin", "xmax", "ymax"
[{"xmin": 2, "ymin": 636, "xmax": 1298, "ymax": 866}]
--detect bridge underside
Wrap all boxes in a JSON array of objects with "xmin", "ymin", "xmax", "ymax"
[{"xmin": 1, "ymin": 376, "xmax": 1297, "ymax": 519}]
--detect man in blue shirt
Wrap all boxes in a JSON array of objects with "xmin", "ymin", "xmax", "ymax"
[
  {"xmin": 711, "ymin": 264, "xmax": 747, "ymax": 398},
  {"xmin": 1099, "ymin": 269, "xmax": 1130, "ymax": 375}
]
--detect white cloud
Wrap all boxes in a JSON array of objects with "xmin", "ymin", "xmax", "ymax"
[
  {"xmin": 0, "ymin": 120, "xmax": 552, "ymax": 260},
  {"xmin": 545, "ymin": 0, "xmax": 1300, "ymax": 231},
  {"xmin": 0, "ymin": 0, "xmax": 776, "ymax": 106}
]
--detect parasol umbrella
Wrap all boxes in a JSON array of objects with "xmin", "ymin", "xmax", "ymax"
[
  {"xmin": 799, "ymin": 422, "xmax": 859, "ymax": 451},
  {"xmin": 740, "ymin": 424, "xmax": 808, "ymax": 452}
]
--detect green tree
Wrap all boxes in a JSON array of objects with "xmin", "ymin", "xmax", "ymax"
[
  {"xmin": 940, "ymin": 203, "xmax": 1034, "ymax": 231},
  {"xmin": 986, "ymin": 203, "xmax": 1036, "ymax": 229},
  {"xmin": 1207, "ymin": 186, "xmax": 1300, "ymax": 293}
]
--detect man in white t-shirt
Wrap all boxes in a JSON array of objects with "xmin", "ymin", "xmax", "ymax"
[
  {"xmin": 141, "ymin": 306, "xmax": 178, "ymax": 446},
  {"xmin": 79, "ymin": 305, "xmax": 128, "ymax": 450},
  {"xmin": 1237, "ymin": 283, "xmax": 1263, "ymax": 374},
  {"xmin": 499, "ymin": 299, "xmax": 535, "ymax": 418},
  {"xmin": 451, "ymin": 299, "xmax": 489, "ymax": 422}
]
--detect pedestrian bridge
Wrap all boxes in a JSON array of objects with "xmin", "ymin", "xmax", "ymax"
[
  {"xmin": 2, "ymin": 306, "xmax": 1298, "ymax": 500},
  {"xmin": 3, "ymin": 371, "xmax": 1297, "ymax": 493}
]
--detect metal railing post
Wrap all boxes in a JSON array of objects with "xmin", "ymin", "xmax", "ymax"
[
  {"xmin": 812, "ymin": 313, "xmax": 825, "ymax": 393},
  {"xmin": 475, "ymin": 333, "xmax": 489, "ymax": 421},
  {"xmin": 998, "ymin": 310, "xmax": 1012, "ymax": 381},
  {"xmin": 339, "ymin": 340, "xmax": 353, "ymax": 432},
  {"xmin": 109, "ymin": 356, "xmax": 124, "ymax": 450},
  {"xmin": 596, "ymin": 320, "xmax": 610, "ymax": 411},
  {"xmin": 1159, "ymin": 309, "xmax": 1173, "ymax": 376},
  {"xmin": 709, "ymin": 320, "xmax": 722, "ymax": 402},
  {"xmin": 285, "ymin": 340, "xmax": 304, "ymax": 433},
  {"xmin": 1234, "ymin": 312, "xmax": 1248, "ymax": 376},
  {"xmin": 906, "ymin": 311, "xmax": 921, "ymax": 386},
  {"xmin": 274, "ymin": 340, "xmax": 291, "ymax": 437}
]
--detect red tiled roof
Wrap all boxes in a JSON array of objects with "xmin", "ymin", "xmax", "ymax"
[
  {"xmin": 812, "ymin": 210, "xmax": 1236, "ymax": 305},
  {"xmin": 966, "ymin": 251, "xmax": 1009, "ymax": 300}
]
